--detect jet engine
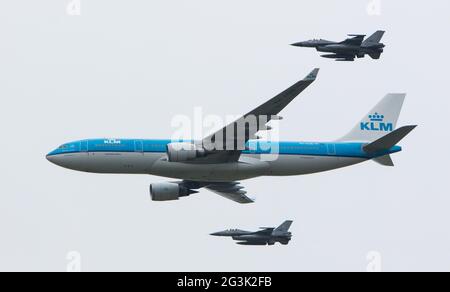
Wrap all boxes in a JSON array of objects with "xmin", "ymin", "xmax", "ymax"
[
  {"xmin": 166, "ymin": 142, "xmax": 207, "ymax": 162},
  {"xmin": 149, "ymin": 182, "xmax": 198, "ymax": 201}
]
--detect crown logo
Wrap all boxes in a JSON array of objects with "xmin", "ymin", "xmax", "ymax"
[{"xmin": 368, "ymin": 113, "xmax": 384, "ymax": 122}]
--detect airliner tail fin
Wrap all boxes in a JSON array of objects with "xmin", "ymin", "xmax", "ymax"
[{"xmin": 339, "ymin": 94, "xmax": 406, "ymax": 142}]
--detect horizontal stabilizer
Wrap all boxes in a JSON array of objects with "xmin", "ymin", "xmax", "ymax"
[
  {"xmin": 373, "ymin": 155, "xmax": 395, "ymax": 166},
  {"xmin": 369, "ymin": 52, "xmax": 382, "ymax": 59},
  {"xmin": 363, "ymin": 125, "xmax": 417, "ymax": 154}
]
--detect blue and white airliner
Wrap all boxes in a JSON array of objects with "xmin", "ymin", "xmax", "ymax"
[{"xmin": 47, "ymin": 69, "xmax": 416, "ymax": 204}]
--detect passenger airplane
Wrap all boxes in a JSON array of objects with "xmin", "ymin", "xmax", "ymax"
[{"xmin": 47, "ymin": 69, "xmax": 416, "ymax": 204}]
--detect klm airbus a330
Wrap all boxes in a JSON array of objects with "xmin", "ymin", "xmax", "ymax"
[{"xmin": 47, "ymin": 69, "xmax": 416, "ymax": 204}]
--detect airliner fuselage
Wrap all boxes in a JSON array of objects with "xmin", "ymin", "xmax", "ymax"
[{"xmin": 46, "ymin": 139, "xmax": 400, "ymax": 182}]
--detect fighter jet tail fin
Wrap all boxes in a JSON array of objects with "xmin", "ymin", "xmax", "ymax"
[
  {"xmin": 339, "ymin": 93, "xmax": 406, "ymax": 142},
  {"xmin": 362, "ymin": 30, "xmax": 385, "ymax": 47},
  {"xmin": 273, "ymin": 220, "xmax": 293, "ymax": 234}
]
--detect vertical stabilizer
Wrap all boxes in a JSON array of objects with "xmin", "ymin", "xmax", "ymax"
[
  {"xmin": 339, "ymin": 94, "xmax": 406, "ymax": 142},
  {"xmin": 273, "ymin": 220, "xmax": 293, "ymax": 234},
  {"xmin": 362, "ymin": 30, "xmax": 385, "ymax": 47}
]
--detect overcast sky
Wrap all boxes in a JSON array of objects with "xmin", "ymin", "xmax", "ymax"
[{"xmin": 1, "ymin": 0, "xmax": 449, "ymax": 271}]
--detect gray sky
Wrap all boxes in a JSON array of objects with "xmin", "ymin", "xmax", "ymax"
[{"xmin": 1, "ymin": 0, "xmax": 449, "ymax": 271}]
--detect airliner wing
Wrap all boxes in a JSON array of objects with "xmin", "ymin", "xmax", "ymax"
[
  {"xmin": 200, "ymin": 68, "xmax": 319, "ymax": 162},
  {"xmin": 205, "ymin": 182, "xmax": 254, "ymax": 204},
  {"xmin": 180, "ymin": 180, "xmax": 254, "ymax": 204}
]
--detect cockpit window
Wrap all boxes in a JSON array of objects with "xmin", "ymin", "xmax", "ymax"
[{"xmin": 58, "ymin": 144, "xmax": 75, "ymax": 150}]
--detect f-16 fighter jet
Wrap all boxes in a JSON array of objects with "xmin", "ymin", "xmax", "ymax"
[
  {"xmin": 211, "ymin": 221, "xmax": 293, "ymax": 245},
  {"xmin": 291, "ymin": 31, "xmax": 385, "ymax": 61}
]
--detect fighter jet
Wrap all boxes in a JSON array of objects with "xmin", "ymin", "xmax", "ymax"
[
  {"xmin": 291, "ymin": 31, "xmax": 385, "ymax": 61},
  {"xmin": 210, "ymin": 220, "xmax": 293, "ymax": 246}
]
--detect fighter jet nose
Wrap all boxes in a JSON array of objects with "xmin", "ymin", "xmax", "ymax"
[
  {"xmin": 291, "ymin": 42, "xmax": 303, "ymax": 47},
  {"xmin": 210, "ymin": 231, "xmax": 228, "ymax": 236}
]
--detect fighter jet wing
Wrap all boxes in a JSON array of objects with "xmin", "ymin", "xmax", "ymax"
[
  {"xmin": 205, "ymin": 182, "xmax": 254, "ymax": 204},
  {"xmin": 196, "ymin": 68, "xmax": 319, "ymax": 163},
  {"xmin": 255, "ymin": 228, "xmax": 274, "ymax": 235},
  {"xmin": 340, "ymin": 34, "xmax": 365, "ymax": 46}
]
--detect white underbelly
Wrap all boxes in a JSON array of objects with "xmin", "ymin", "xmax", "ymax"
[
  {"xmin": 63, "ymin": 152, "xmax": 366, "ymax": 180},
  {"xmin": 80, "ymin": 152, "xmax": 162, "ymax": 173},
  {"xmin": 149, "ymin": 156, "xmax": 270, "ymax": 182},
  {"xmin": 265, "ymin": 154, "xmax": 366, "ymax": 176}
]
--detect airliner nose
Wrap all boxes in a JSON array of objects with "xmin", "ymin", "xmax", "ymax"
[
  {"xmin": 46, "ymin": 147, "xmax": 61, "ymax": 165},
  {"xmin": 46, "ymin": 153, "xmax": 56, "ymax": 164},
  {"xmin": 46, "ymin": 152, "xmax": 72, "ymax": 169}
]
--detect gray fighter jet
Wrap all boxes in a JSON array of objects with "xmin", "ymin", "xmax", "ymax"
[
  {"xmin": 291, "ymin": 31, "xmax": 385, "ymax": 61},
  {"xmin": 210, "ymin": 220, "xmax": 293, "ymax": 246}
]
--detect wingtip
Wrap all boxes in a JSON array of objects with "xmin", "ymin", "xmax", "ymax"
[
  {"xmin": 243, "ymin": 198, "xmax": 256, "ymax": 204},
  {"xmin": 403, "ymin": 125, "xmax": 418, "ymax": 131},
  {"xmin": 304, "ymin": 68, "xmax": 320, "ymax": 81}
]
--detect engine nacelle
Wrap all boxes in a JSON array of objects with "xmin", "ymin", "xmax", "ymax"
[
  {"xmin": 149, "ymin": 182, "xmax": 196, "ymax": 201},
  {"xmin": 166, "ymin": 142, "xmax": 206, "ymax": 162}
]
